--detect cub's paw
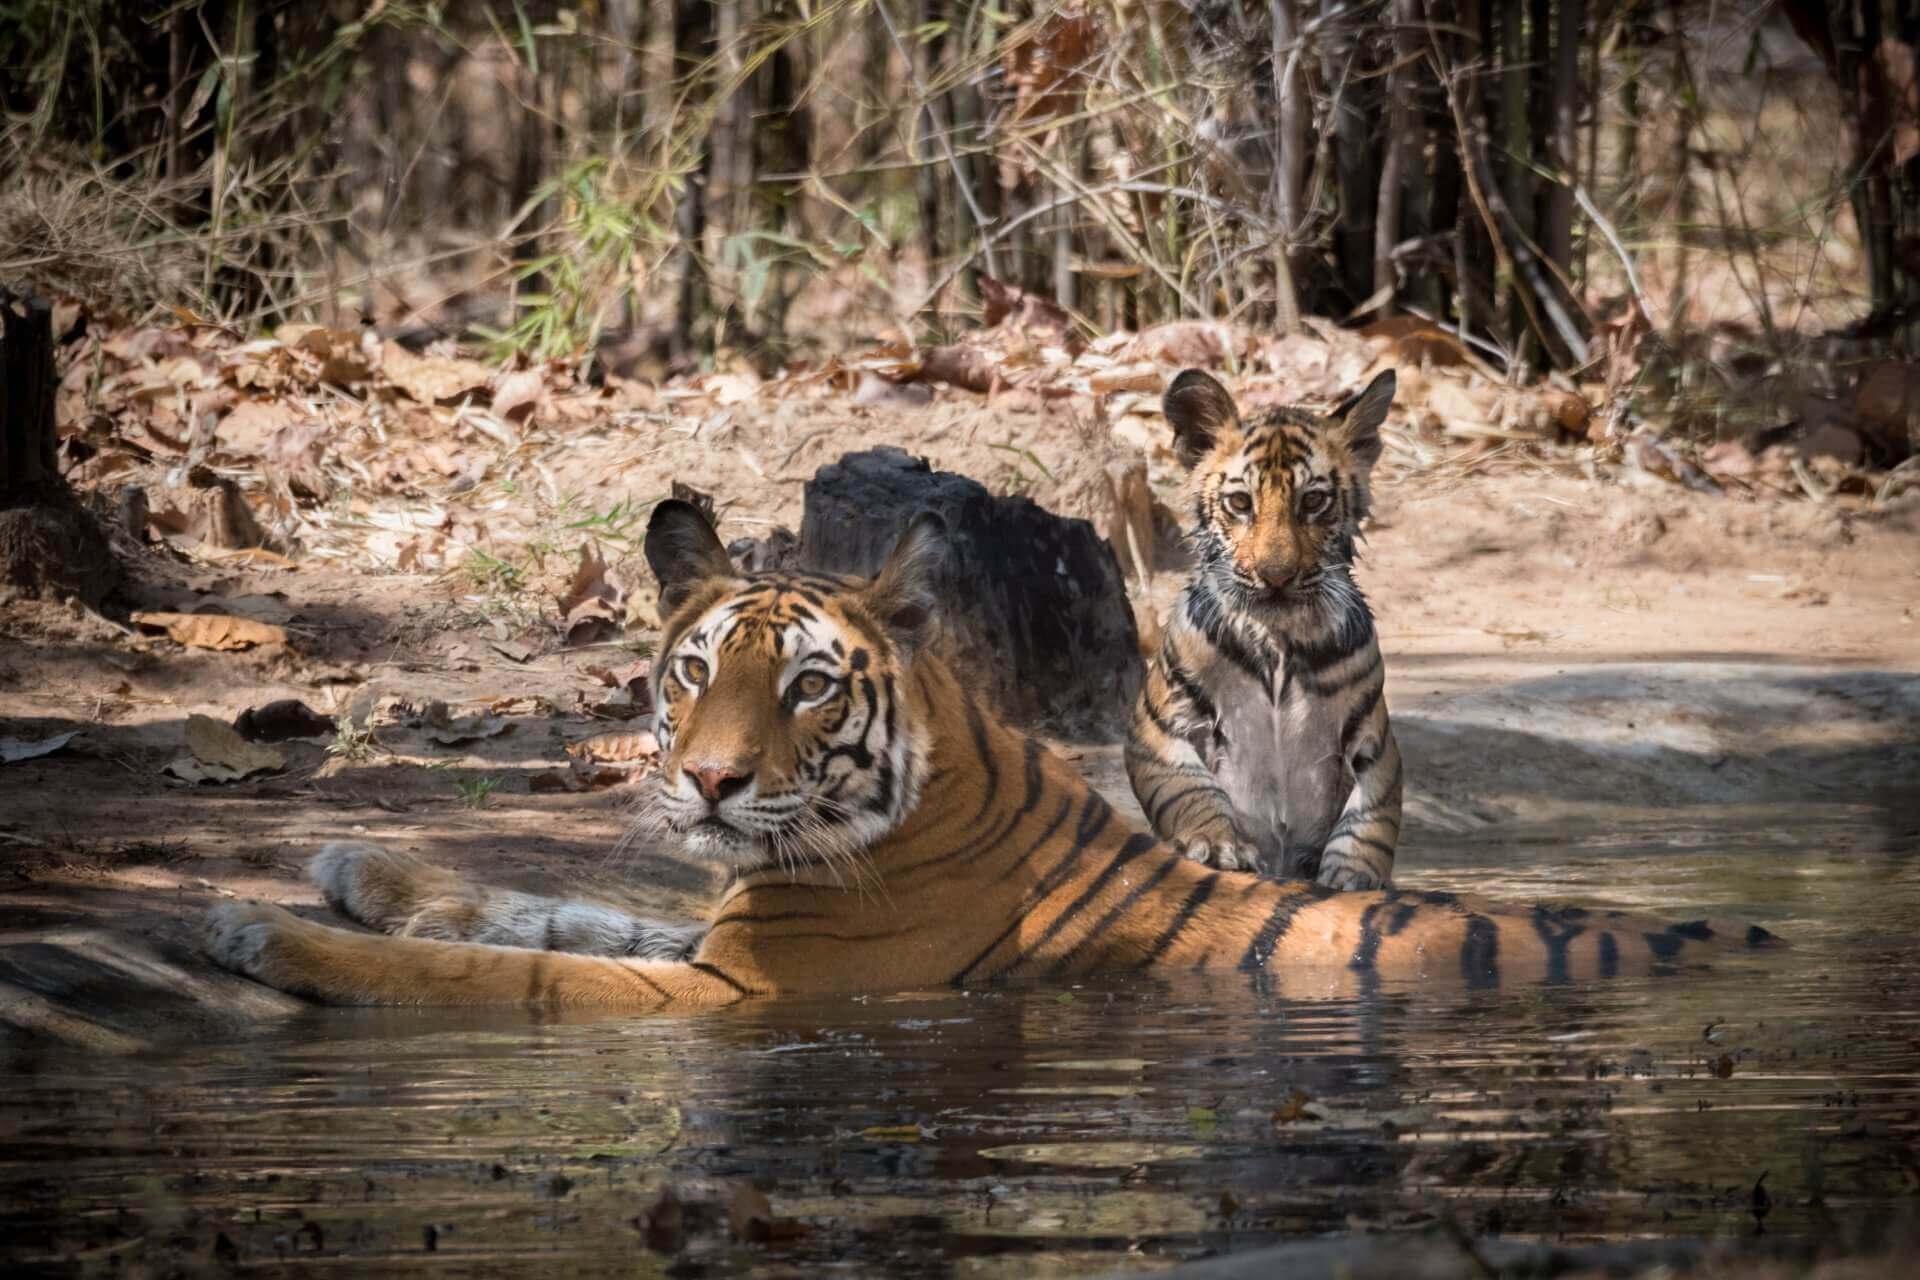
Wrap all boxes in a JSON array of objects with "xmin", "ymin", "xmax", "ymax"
[
  {"xmin": 1174, "ymin": 836, "xmax": 1265, "ymax": 874},
  {"xmin": 204, "ymin": 901, "xmax": 307, "ymax": 988},
  {"xmin": 1317, "ymin": 865, "xmax": 1387, "ymax": 892},
  {"xmin": 1314, "ymin": 854, "xmax": 1390, "ymax": 891},
  {"xmin": 307, "ymin": 841, "xmax": 452, "ymax": 929}
]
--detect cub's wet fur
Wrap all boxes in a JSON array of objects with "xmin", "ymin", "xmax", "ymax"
[
  {"xmin": 204, "ymin": 499, "xmax": 1776, "ymax": 1011},
  {"xmin": 1127, "ymin": 368, "xmax": 1402, "ymax": 888}
]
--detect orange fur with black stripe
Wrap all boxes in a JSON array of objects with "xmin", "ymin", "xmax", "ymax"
[
  {"xmin": 1128, "ymin": 368, "xmax": 1402, "ymax": 888},
  {"xmin": 204, "ymin": 501, "xmax": 1779, "ymax": 1008}
]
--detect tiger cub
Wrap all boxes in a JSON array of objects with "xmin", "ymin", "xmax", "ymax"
[{"xmin": 1126, "ymin": 367, "xmax": 1403, "ymax": 890}]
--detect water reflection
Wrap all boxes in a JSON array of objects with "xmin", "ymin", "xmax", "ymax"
[{"xmin": 3, "ymin": 813, "xmax": 1917, "ymax": 1276}]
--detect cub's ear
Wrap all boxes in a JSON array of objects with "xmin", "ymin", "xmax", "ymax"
[
  {"xmin": 1328, "ymin": 368, "xmax": 1396, "ymax": 468},
  {"xmin": 1162, "ymin": 368, "xmax": 1240, "ymax": 468},
  {"xmin": 645, "ymin": 498, "xmax": 736, "ymax": 616},
  {"xmin": 862, "ymin": 511, "xmax": 948, "ymax": 653}
]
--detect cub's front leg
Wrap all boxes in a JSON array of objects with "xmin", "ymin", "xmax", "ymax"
[
  {"xmin": 310, "ymin": 841, "xmax": 705, "ymax": 961},
  {"xmin": 204, "ymin": 902, "xmax": 742, "ymax": 1008},
  {"xmin": 1314, "ymin": 714, "xmax": 1403, "ymax": 891},
  {"xmin": 1126, "ymin": 648, "xmax": 1264, "ymax": 874}
]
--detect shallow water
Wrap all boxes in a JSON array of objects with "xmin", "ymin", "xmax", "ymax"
[{"xmin": 4, "ymin": 809, "xmax": 1918, "ymax": 1278}]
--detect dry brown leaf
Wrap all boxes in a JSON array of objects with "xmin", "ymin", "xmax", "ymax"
[
  {"xmin": 1421, "ymin": 380, "xmax": 1499, "ymax": 437},
  {"xmin": 557, "ymin": 543, "xmax": 622, "ymax": 616},
  {"xmin": 422, "ymin": 700, "xmax": 513, "ymax": 745},
  {"xmin": 851, "ymin": 371, "xmax": 934, "ymax": 407},
  {"xmin": 133, "ymin": 610, "xmax": 288, "ymax": 651},
  {"xmin": 1089, "ymin": 362, "xmax": 1163, "ymax": 395},
  {"xmin": 980, "ymin": 276, "xmax": 1084, "ymax": 354},
  {"xmin": 383, "ymin": 343, "xmax": 493, "ymax": 403},
  {"xmin": 165, "ymin": 714, "xmax": 285, "ymax": 782},
  {"xmin": 491, "ymin": 367, "xmax": 547, "ymax": 420},
  {"xmin": 1124, "ymin": 321, "xmax": 1253, "ymax": 368},
  {"xmin": 566, "ymin": 731, "xmax": 660, "ymax": 765},
  {"xmin": 919, "ymin": 344, "xmax": 998, "ymax": 393},
  {"xmin": 216, "ymin": 398, "xmax": 299, "ymax": 456},
  {"xmin": 705, "ymin": 372, "xmax": 761, "ymax": 406}
]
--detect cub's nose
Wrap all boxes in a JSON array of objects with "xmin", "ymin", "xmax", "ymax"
[
  {"xmin": 1259, "ymin": 566, "xmax": 1295, "ymax": 592},
  {"xmin": 688, "ymin": 764, "xmax": 751, "ymax": 803}
]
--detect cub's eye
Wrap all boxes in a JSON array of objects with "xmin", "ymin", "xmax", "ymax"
[
  {"xmin": 677, "ymin": 656, "xmax": 709, "ymax": 688},
  {"xmin": 1224, "ymin": 492, "xmax": 1254, "ymax": 517},
  {"xmin": 790, "ymin": 671, "xmax": 833, "ymax": 703},
  {"xmin": 1299, "ymin": 489, "xmax": 1332, "ymax": 519}
]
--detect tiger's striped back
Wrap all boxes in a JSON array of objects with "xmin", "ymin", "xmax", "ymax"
[{"xmin": 691, "ymin": 656, "xmax": 1773, "ymax": 999}]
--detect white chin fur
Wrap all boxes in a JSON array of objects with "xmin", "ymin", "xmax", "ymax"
[{"xmin": 679, "ymin": 823, "xmax": 772, "ymax": 871}]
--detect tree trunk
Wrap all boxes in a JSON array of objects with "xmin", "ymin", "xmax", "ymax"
[
  {"xmin": 1322, "ymin": 0, "xmax": 1377, "ymax": 307},
  {"xmin": 1269, "ymin": 0, "xmax": 1309, "ymax": 332},
  {"xmin": 1, "ymin": 291, "xmax": 118, "ymax": 606},
  {"xmin": 915, "ymin": 0, "xmax": 946, "ymax": 284},
  {"xmin": 1498, "ymin": 0, "xmax": 1533, "ymax": 347},
  {"xmin": 1545, "ymin": 0, "xmax": 1586, "ymax": 274},
  {"xmin": 672, "ymin": 0, "xmax": 716, "ymax": 360},
  {"xmin": 1374, "ymin": 0, "xmax": 1426, "ymax": 301}
]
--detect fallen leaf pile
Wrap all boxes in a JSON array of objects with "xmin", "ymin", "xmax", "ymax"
[
  {"xmin": 56, "ymin": 311, "xmax": 657, "ymax": 574},
  {"xmin": 49, "ymin": 287, "xmax": 1915, "ymax": 614}
]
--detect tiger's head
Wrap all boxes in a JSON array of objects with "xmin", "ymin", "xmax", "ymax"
[
  {"xmin": 1162, "ymin": 367, "xmax": 1396, "ymax": 619},
  {"xmin": 639, "ymin": 500, "xmax": 945, "ymax": 876}
]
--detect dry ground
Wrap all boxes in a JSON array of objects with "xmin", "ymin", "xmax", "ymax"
[{"xmin": 3, "ymin": 391, "xmax": 1919, "ymax": 1052}]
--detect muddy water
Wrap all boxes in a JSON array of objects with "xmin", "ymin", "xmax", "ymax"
[{"xmin": 3, "ymin": 810, "xmax": 1917, "ymax": 1278}]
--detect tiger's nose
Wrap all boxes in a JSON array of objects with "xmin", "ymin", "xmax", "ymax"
[
  {"xmin": 688, "ymin": 764, "xmax": 751, "ymax": 803},
  {"xmin": 1259, "ymin": 566, "xmax": 1295, "ymax": 592}
]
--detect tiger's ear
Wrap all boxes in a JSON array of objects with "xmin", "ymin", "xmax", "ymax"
[
  {"xmin": 645, "ymin": 498, "xmax": 736, "ymax": 616},
  {"xmin": 1163, "ymin": 368, "xmax": 1240, "ymax": 468},
  {"xmin": 862, "ymin": 512, "xmax": 948, "ymax": 653},
  {"xmin": 1328, "ymin": 369, "xmax": 1396, "ymax": 469}
]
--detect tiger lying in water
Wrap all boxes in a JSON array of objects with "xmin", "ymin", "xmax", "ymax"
[
  {"xmin": 205, "ymin": 500, "xmax": 1777, "ymax": 1007},
  {"xmin": 1128, "ymin": 367, "xmax": 1402, "ymax": 889}
]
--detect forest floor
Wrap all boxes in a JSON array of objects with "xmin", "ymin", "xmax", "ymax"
[{"xmin": 3, "ymin": 324, "xmax": 1920, "ymax": 1052}]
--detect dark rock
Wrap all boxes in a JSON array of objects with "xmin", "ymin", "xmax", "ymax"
[
  {"xmin": 799, "ymin": 446, "xmax": 1141, "ymax": 736},
  {"xmin": 728, "ymin": 526, "xmax": 798, "ymax": 573}
]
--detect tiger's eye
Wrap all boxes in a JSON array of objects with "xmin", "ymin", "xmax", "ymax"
[
  {"xmin": 1299, "ymin": 490, "xmax": 1332, "ymax": 518},
  {"xmin": 793, "ymin": 671, "xmax": 831, "ymax": 701},
  {"xmin": 679, "ymin": 656, "xmax": 709, "ymax": 687},
  {"xmin": 1225, "ymin": 492, "xmax": 1253, "ymax": 516}
]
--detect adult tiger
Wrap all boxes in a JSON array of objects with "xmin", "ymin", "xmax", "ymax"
[
  {"xmin": 1127, "ymin": 368, "xmax": 1402, "ymax": 889},
  {"xmin": 204, "ymin": 500, "xmax": 1776, "ymax": 1008}
]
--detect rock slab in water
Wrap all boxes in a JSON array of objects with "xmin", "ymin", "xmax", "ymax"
[{"xmin": 799, "ymin": 446, "xmax": 1141, "ymax": 734}]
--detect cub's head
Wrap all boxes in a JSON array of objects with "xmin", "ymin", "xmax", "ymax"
[
  {"xmin": 640, "ymin": 500, "xmax": 945, "ymax": 874},
  {"xmin": 1162, "ymin": 367, "xmax": 1395, "ymax": 617}
]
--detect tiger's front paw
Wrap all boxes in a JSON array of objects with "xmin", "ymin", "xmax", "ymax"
[
  {"xmin": 1174, "ymin": 836, "xmax": 1265, "ymax": 874},
  {"xmin": 205, "ymin": 901, "xmax": 312, "ymax": 991}
]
